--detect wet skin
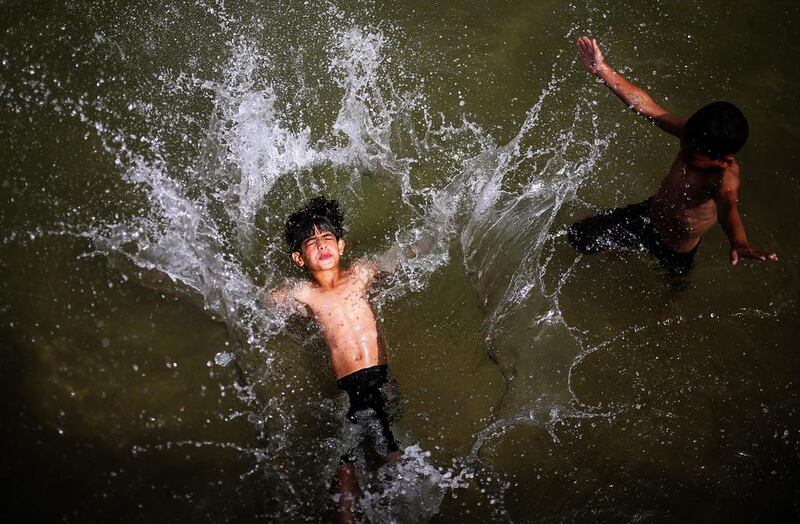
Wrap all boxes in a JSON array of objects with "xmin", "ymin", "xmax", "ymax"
[
  {"xmin": 284, "ymin": 228, "xmax": 387, "ymax": 379},
  {"xmin": 270, "ymin": 226, "xmax": 399, "ymax": 523},
  {"xmin": 648, "ymin": 148, "xmax": 736, "ymax": 253},
  {"xmin": 576, "ymin": 35, "xmax": 778, "ymax": 265}
]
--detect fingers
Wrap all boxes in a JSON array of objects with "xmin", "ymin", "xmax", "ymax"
[
  {"xmin": 577, "ymin": 36, "xmax": 593, "ymax": 54},
  {"xmin": 744, "ymin": 250, "xmax": 766, "ymax": 261},
  {"xmin": 732, "ymin": 248, "xmax": 779, "ymax": 264},
  {"xmin": 575, "ymin": 36, "xmax": 603, "ymax": 53},
  {"xmin": 593, "ymin": 39, "xmax": 605, "ymax": 60},
  {"xmin": 576, "ymin": 36, "xmax": 602, "ymax": 74},
  {"xmin": 576, "ymin": 37, "xmax": 589, "ymax": 56}
]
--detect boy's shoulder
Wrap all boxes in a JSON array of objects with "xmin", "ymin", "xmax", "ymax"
[
  {"xmin": 272, "ymin": 277, "xmax": 313, "ymax": 306},
  {"xmin": 349, "ymin": 258, "xmax": 378, "ymax": 279},
  {"xmin": 717, "ymin": 160, "xmax": 741, "ymax": 195},
  {"xmin": 296, "ymin": 261, "xmax": 374, "ymax": 293},
  {"xmin": 679, "ymin": 151, "xmax": 741, "ymax": 185},
  {"xmin": 683, "ymin": 157, "xmax": 741, "ymax": 202}
]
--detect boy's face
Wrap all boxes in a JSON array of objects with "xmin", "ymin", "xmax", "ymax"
[{"xmin": 291, "ymin": 226, "xmax": 345, "ymax": 272}]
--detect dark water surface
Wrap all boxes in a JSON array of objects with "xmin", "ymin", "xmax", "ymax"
[{"xmin": 2, "ymin": 0, "xmax": 799, "ymax": 522}]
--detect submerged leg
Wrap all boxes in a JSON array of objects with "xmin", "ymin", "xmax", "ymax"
[
  {"xmin": 334, "ymin": 462, "xmax": 361, "ymax": 524},
  {"xmin": 567, "ymin": 200, "xmax": 651, "ymax": 254}
]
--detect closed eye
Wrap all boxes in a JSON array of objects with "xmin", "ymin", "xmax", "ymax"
[{"xmin": 303, "ymin": 233, "xmax": 336, "ymax": 248}]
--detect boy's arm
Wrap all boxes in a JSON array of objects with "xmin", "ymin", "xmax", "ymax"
[
  {"xmin": 715, "ymin": 172, "xmax": 779, "ymax": 265},
  {"xmin": 262, "ymin": 283, "xmax": 309, "ymax": 316},
  {"xmin": 359, "ymin": 202, "xmax": 448, "ymax": 285},
  {"xmin": 356, "ymin": 246, "xmax": 414, "ymax": 283},
  {"xmin": 577, "ymin": 36, "xmax": 685, "ymax": 137},
  {"xmin": 368, "ymin": 234, "xmax": 436, "ymax": 279},
  {"xmin": 265, "ymin": 287, "xmax": 290, "ymax": 306},
  {"xmin": 354, "ymin": 233, "xmax": 438, "ymax": 286}
]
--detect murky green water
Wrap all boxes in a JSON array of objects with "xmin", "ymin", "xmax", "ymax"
[{"xmin": 2, "ymin": 0, "xmax": 799, "ymax": 522}]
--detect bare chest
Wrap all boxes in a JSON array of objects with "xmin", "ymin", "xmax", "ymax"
[{"xmin": 303, "ymin": 282, "xmax": 375, "ymax": 328}]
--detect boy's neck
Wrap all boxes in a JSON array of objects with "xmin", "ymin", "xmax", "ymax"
[
  {"xmin": 679, "ymin": 147, "xmax": 734, "ymax": 172},
  {"xmin": 309, "ymin": 266, "xmax": 343, "ymax": 290}
]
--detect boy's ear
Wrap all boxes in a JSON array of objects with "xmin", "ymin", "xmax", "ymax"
[
  {"xmin": 337, "ymin": 238, "xmax": 346, "ymax": 255},
  {"xmin": 721, "ymin": 154, "xmax": 735, "ymax": 166},
  {"xmin": 291, "ymin": 251, "xmax": 305, "ymax": 268}
]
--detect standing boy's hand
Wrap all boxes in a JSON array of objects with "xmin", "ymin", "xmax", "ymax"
[
  {"xmin": 730, "ymin": 244, "xmax": 779, "ymax": 266},
  {"xmin": 577, "ymin": 36, "xmax": 606, "ymax": 75}
]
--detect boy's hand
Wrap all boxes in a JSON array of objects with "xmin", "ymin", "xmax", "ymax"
[
  {"xmin": 575, "ymin": 35, "xmax": 682, "ymax": 135},
  {"xmin": 577, "ymin": 36, "xmax": 606, "ymax": 75},
  {"xmin": 730, "ymin": 244, "xmax": 779, "ymax": 265}
]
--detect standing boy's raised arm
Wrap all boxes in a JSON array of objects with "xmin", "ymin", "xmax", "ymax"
[{"xmin": 577, "ymin": 36, "xmax": 685, "ymax": 138}]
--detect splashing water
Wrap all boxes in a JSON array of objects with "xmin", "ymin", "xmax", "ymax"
[
  {"xmin": 15, "ymin": 0, "xmax": 782, "ymax": 520},
  {"xmin": 358, "ymin": 445, "xmax": 473, "ymax": 523},
  {"xmin": 72, "ymin": 13, "xmax": 617, "ymax": 517},
  {"xmin": 4, "ymin": 0, "xmax": 799, "ymax": 520}
]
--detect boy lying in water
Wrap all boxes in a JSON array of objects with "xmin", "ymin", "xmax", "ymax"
[
  {"xmin": 568, "ymin": 36, "xmax": 778, "ymax": 275},
  {"xmin": 268, "ymin": 196, "xmax": 418, "ymax": 522}
]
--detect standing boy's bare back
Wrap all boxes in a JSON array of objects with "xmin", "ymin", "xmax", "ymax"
[{"xmin": 569, "ymin": 36, "xmax": 777, "ymax": 273}]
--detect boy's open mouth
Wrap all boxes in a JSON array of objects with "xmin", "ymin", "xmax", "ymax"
[{"xmin": 319, "ymin": 252, "xmax": 332, "ymax": 260}]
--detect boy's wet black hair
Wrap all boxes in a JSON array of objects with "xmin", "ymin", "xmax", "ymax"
[
  {"xmin": 683, "ymin": 101, "xmax": 749, "ymax": 159},
  {"xmin": 284, "ymin": 196, "xmax": 345, "ymax": 253}
]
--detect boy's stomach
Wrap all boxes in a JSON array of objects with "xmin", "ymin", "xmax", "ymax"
[
  {"xmin": 328, "ymin": 341, "xmax": 387, "ymax": 379},
  {"xmin": 649, "ymin": 198, "xmax": 717, "ymax": 253}
]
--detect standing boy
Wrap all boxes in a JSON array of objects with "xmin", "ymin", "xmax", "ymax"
[
  {"xmin": 268, "ymin": 196, "xmax": 406, "ymax": 523},
  {"xmin": 568, "ymin": 36, "xmax": 777, "ymax": 275}
]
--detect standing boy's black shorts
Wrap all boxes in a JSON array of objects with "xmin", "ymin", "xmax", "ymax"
[
  {"xmin": 567, "ymin": 198, "xmax": 698, "ymax": 276},
  {"xmin": 336, "ymin": 364, "xmax": 400, "ymax": 465}
]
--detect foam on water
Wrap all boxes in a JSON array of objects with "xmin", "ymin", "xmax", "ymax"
[
  {"xmin": 358, "ymin": 445, "xmax": 473, "ymax": 523},
  {"xmin": 213, "ymin": 41, "xmax": 324, "ymax": 243}
]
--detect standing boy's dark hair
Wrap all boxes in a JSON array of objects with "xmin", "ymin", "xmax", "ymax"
[
  {"xmin": 683, "ymin": 101, "xmax": 749, "ymax": 159},
  {"xmin": 284, "ymin": 196, "xmax": 345, "ymax": 253}
]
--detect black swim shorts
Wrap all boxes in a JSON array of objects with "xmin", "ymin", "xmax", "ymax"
[
  {"xmin": 567, "ymin": 198, "xmax": 698, "ymax": 276},
  {"xmin": 336, "ymin": 364, "xmax": 400, "ymax": 464}
]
